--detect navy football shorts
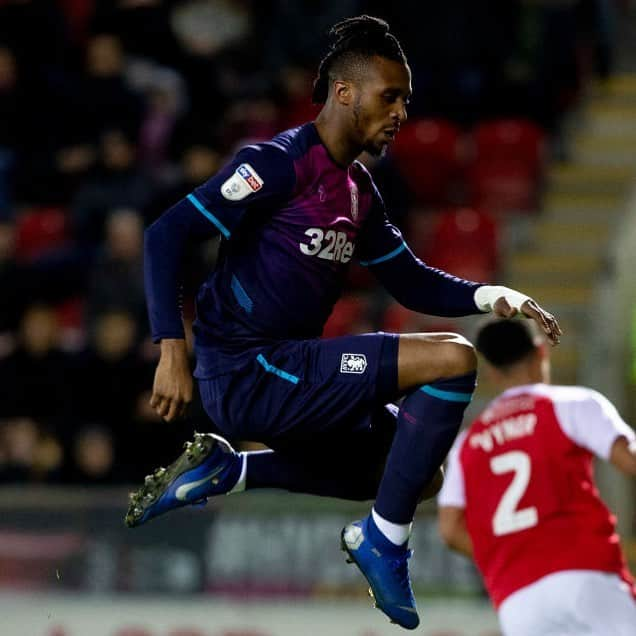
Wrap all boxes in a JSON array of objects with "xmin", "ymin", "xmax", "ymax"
[{"xmin": 198, "ymin": 332, "xmax": 399, "ymax": 451}]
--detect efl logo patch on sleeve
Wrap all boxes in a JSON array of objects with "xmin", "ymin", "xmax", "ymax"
[
  {"xmin": 221, "ymin": 163, "xmax": 264, "ymax": 201},
  {"xmin": 340, "ymin": 353, "xmax": 367, "ymax": 374}
]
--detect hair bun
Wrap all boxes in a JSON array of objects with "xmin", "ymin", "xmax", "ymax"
[{"xmin": 328, "ymin": 15, "xmax": 390, "ymax": 47}]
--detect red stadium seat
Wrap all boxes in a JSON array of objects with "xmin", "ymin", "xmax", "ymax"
[
  {"xmin": 390, "ymin": 119, "xmax": 466, "ymax": 206},
  {"xmin": 471, "ymin": 119, "xmax": 546, "ymax": 170},
  {"xmin": 467, "ymin": 119, "xmax": 546, "ymax": 213},
  {"xmin": 424, "ymin": 207, "xmax": 499, "ymax": 282},
  {"xmin": 468, "ymin": 159, "xmax": 539, "ymax": 213},
  {"xmin": 14, "ymin": 207, "xmax": 69, "ymax": 261}
]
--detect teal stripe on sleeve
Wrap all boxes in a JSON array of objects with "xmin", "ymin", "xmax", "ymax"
[
  {"xmin": 420, "ymin": 384, "xmax": 473, "ymax": 402},
  {"xmin": 359, "ymin": 241, "xmax": 407, "ymax": 267},
  {"xmin": 187, "ymin": 193, "xmax": 231, "ymax": 239}
]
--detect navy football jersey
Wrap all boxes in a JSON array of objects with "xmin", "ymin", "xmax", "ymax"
[{"xmin": 144, "ymin": 123, "xmax": 481, "ymax": 376}]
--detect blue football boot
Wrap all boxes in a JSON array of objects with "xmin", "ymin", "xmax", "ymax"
[
  {"xmin": 341, "ymin": 516, "xmax": 419, "ymax": 630},
  {"xmin": 125, "ymin": 432, "xmax": 242, "ymax": 528}
]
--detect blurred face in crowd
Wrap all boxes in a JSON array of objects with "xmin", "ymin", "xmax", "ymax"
[
  {"xmin": 86, "ymin": 34, "xmax": 124, "ymax": 78},
  {"xmin": 20, "ymin": 305, "xmax": 59, "ymax": 356},
  {"xmin": 106, "ymin": 208, "xmax": 143, "ymax": 261},
  {"xmin": 74, "ymin": 427, "xmax": 114, "ymax": 478},
  {"xmin": 0, "ymin": 222, "xmax": 15, "ymax": 262},
  {"xmin": 0, "ymin": 47, "xmax": 16, "ymax": 90},
  {"xmin": 102, "ymin": 130, "xmax": 136, "ymax": 171},
  {"xmin": 183, "ymin": 146, "xmax": 221, "ymax": 184},
  {"xmin": 345, "ymin": 56, "xmax": 411, "ymax": 157},
  {"xmin": 2, "ymin": 417, "xmax": 38, "ymax": 466},
  {"xmin": 94, "ymin": 311, "xmax": 136, "ymax": 360}
]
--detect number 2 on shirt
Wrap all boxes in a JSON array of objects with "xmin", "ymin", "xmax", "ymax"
[{"xmin": 490, "ymin": 451, "xmax": 539, "ymax": 536}]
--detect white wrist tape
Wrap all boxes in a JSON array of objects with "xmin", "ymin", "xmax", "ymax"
[{"xmin": 474, "ymin": 285, "xmax": 531, "ymax": 313}]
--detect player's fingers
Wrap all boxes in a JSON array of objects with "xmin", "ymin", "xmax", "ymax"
[
  {"xmin": 534, "ymin": 305, "xmax": 561, "ymax": 342},
  {"xmin": 524, "ymin": 303, "xmax": 560, "ymax": 345},
  {"xmin": 154, "ymin": 397, "xmax": 169, "ymax": 417},
  {"xmin": 164, "ymin": 399, "xmax": 180, "ymax": 423},
  {"xmin": 149, "ymin": 392, "xmax": 161, "ymax": 408}
]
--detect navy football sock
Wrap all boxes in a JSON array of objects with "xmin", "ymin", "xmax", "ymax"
[
  {"xmin": 245, "ymin": 448, "xmax": 383, "ymax": 501},
  {"xmin": 374, "ymin": 372, "xmax": 476, "ymax": 524}
]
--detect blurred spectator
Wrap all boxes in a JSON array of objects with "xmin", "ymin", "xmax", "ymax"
[
  {"xmin": 134, "ymin": 62, "xmax": 187, "ymax": 177},
  {"xmin": 0, "ymin": 45, "xmax": 22, "ymax": 214},
  {"xmin": 0, "ymin": 304, "xmax": 73, "ymax": 424},
  {"xmin": 0, "ymin": 45, "xmax": 19, "ymax": 143},
  {"xmin": 72, "ymin": 128, "xmax": 154, "ymax": 248},
  {"xmin": 0, "ymin": 417, "xmax": 63, "ymax": 483},
  {"xmin": 170, "ymin": 0, "xmax": 255, "ymax": 124},
  {"xmin": 73, "ymin": 310, "xmax": 148, "ymax": 427},
  {"xmin": 65, "ymin": 425, "xmax": 121, "ymax": 484},
  {"xmin": 0, "ymin": 220, "xmax": 33, "ymax": 336},
  {"xmin": 86, "ymin": 208, "xmax": 146, "ymax": 333},
  {"xmin": 80, "ymin": 32, "xmax": 146, "ymax": 140},
  {"xmin": 146, "ymin": 142, "xmax": 223, "ymax": 223}
]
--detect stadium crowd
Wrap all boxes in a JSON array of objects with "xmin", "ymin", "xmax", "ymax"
[{"xmin": 0, "ymin": 0, "xmax": 618, "ymax": 484}]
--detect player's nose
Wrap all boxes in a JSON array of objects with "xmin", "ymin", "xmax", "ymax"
[{"xmin": 393, "ymin": 102, "xmax": 407, "ymax": 124}]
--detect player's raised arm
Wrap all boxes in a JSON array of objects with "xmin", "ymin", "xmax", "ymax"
[
  {"xmin": 357, "ymin": 191, "xmax": 562, "ymax": 344},
  {"xmin": 144, "ymin": 143, "xmax": 295, "ymax": 421}
]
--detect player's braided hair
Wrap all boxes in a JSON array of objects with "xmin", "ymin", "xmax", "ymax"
[{"xmin": 312, "ymin": 15, "xmax": 406, "ymax": 104}]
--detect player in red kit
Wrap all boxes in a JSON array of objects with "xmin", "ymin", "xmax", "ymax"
[{"xmin": 437, "ymin": 319, "xmax": 636, "ymax": 636}]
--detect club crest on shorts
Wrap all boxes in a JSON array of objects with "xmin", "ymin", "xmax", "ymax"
[
  {"xmin": 340, "ymin": 353, "xmax": 367, "ymax": 374},
  {"xmin": 221, "ymin": 163, "xmax": 264, "ymax": 201}
]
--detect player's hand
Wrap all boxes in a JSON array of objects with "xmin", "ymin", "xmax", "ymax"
[
  {"xmin": 150, "ymin": 339, "xmax": 193, "ymax": 422},
  {"xmin": 493, "ymin": 297, "xmax": 562, "ymax": 346}
]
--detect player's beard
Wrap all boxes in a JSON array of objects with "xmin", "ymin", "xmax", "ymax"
[{"xmin": 352, "ymin": 96, "xmax": 386, "ymax": 157}]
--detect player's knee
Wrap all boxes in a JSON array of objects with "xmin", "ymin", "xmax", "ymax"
[{"xmin": 442, "ymin": 335, "xmax": 477, "ymax": 377}]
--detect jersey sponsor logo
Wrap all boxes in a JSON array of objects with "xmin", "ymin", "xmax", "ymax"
[
  {"xmin": 340, "ymin": 353, "xmax": 367, "ymax": 374},
  {"xmin": 237, "ymin": 163, "xmax": 263, "ymax": 191},
  {"xmin": 221, "ymin": 163, "xmax": 264, "ymax": 201},
  {"xmin": 299, "ymin": 227, "xmax": 354, "ymax": 263}
]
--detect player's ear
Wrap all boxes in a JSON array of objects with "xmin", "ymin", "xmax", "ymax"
[{"xmin": 333, "ymin": 79, "xmax": 352, "ymax": 106}]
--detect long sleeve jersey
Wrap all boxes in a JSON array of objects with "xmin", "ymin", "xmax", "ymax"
[{"xmin": 144, "ymin": 123, "xmax": 484, "ymax": 377}]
